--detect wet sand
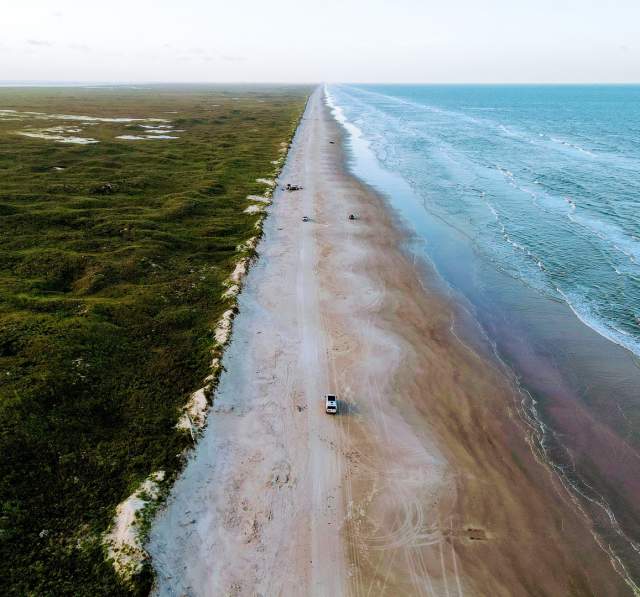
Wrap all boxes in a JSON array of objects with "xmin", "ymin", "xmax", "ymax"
[{"xmin": 148, "ymin": 88, "xmax": 630, "ymax": 595}]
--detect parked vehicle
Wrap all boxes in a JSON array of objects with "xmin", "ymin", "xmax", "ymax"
[{"xmin": 325, "ymin": 394, "xmax": 338, "ymax": 414}]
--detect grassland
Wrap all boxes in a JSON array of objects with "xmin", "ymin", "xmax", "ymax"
[{"xmin": 0, "ymin": 84, "xmax": 310, "ymax": 595}]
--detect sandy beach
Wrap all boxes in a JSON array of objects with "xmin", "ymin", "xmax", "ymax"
[{"xmin": 148, "ymin": 88, "xmax": 630, "ymax": 595}]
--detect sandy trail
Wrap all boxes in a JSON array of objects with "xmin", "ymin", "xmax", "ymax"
[
  {"xmin": 149, "ymin": 90, "xmax": 347, "ymax": 596},
  {"xmin": 148, "ymin": 89, "xmax": 630, "ymax": 596}
]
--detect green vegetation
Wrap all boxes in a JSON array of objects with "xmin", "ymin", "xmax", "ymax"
[{"xmin": 0, "ymin": 84, "xmax": 309, "ymax": 595}]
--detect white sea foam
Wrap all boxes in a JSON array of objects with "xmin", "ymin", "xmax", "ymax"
[
  {"xmin": 558, "ymin": 288, "xmax": 640, "ymax": 357},
  {"xmin": 550, "ymin": 136, "xmax": 597, "ymax": 158},
  {"xmin": 568, "ymin": 211, "xmax": 640, "ymax": 265}
]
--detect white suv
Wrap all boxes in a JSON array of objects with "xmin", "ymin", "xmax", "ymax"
[{"xmin": 325, "ymin": 394, "xmax": 338, "ymax": 415}]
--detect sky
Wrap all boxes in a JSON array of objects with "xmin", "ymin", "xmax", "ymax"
[{"xmin": 1, "ymin": 0, "xmax": 639, "ymax": 83}]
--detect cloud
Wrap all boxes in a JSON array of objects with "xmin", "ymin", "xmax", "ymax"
[
  {"xmin": 68, "ymin": 43, "xmax": 91, "ymax": 52},
  {"xmin": 51, "ymin": 11, "xmax": 63, "ymax": 17},
  {"xmin": 221, "ymin": 54, "xmax": 247, "ymax": 62},
  {"xmin": 27, "ymin": 40, "xmax": 54, "ymax": 47}
]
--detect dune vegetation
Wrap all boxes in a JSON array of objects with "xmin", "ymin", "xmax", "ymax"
[{"xmin": 0, "ymin": 84, "xmax": 309, "ymax": 595}]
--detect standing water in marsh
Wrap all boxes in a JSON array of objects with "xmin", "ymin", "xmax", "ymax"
[{"xmin": 327, "ymin": 84, "xmax": 640, "ymax": 589}]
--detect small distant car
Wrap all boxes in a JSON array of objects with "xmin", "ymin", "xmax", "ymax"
[
  {"xmin": 302, "ymin": 215, "xmax": 310, "ymax": 222},
  {"xmin": 325, "ymin": 394, "xmax": 338, "ymax": 414}
]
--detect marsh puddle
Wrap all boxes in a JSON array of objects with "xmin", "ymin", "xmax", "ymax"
[
  {"xmin": 6, "ymin": 109, "xmax": 183, "ymax": 144},
  {"xmin": 116, "ymin": 134, "xmax": 178, "ymax": 140},
  {"xmin": 117, "ymin": 123, "xmax": 182, "ymax": 140},
  {"xmin": 18, "ymin": 131, "xmax": 98, "ymax": 144}
]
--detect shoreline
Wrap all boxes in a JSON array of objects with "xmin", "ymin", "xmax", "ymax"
[
  {"xmin": 327, "ymin": 85, "xmax": 640, "ymax": 589},
  {"xmin": 320, "ymin": 88, "xmax": 631, "ymax": 594},
  {"xmin": 148, "ymin": 88, "xmax": 629, "ymax": 595}
]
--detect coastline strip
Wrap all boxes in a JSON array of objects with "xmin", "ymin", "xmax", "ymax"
[{"xmin": 148, "ymin": 88, "xmax": 630, "ymax": 596}]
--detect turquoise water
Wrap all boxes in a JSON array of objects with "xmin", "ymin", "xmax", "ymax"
[
  {"xmin": 326, "ymin": 84, "xmax": 640, "ymax": 587},
  {"xmin": 328, "ymin": 84, "xmax": 640, "ymax": 356}
]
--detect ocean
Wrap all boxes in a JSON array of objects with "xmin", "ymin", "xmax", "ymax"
[{"xmin": 326, "ymin": 84, "xmax": 640, "ymax": 586}]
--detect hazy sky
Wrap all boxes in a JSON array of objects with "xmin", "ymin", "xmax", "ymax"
[{"xmin": 2, "ymin": 0, "xmax": 639, "ymax": 83}]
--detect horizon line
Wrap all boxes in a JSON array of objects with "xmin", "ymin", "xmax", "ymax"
[{"xmin": 1, "ymin": 80, "xmax": 640, "ymax": 88}]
